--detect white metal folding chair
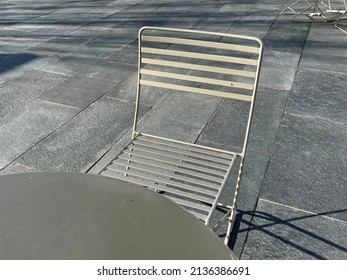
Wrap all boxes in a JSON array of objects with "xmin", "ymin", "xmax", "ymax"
[{"xmin": 99, "ymin": 27, "xmax": 263, "ymax": 244}]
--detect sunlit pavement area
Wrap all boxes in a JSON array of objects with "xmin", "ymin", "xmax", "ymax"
[{"xmin": 0, "ymin": 0, "xmax": 346, "ymax": 259}]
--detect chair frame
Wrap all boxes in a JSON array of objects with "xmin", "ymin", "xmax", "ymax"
[{"xmin": 99, "ymin": 27, "xmax": 263, "ymax": 244}]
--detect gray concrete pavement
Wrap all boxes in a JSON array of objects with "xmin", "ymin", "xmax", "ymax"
[{"xmin": 0, "ymin": 0, "xmax": 346, "ymax": 259}]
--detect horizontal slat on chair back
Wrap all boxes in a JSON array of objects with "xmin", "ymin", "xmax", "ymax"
[{"xmin": 138, "ymin": 27, "xmax": 263, "ymax": 102}]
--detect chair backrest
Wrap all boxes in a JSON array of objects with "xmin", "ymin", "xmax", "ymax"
[{"xmin": 132, "ymin": 26, "xmax": 263, "ymax": 156}]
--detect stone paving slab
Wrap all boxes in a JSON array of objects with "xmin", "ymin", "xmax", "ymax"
[
  {"xmin": 286, "ymin": 68, "xmax": 347, "ymax": 123},
  {"xmin": 106, "ymin": 71, "xmax": 175, "ymax": 106},
  {"xmin": 39, "ymin": 74, "xmax": 116, "ymax": 109},
  {"xmin": 25, "ymin": 35, "xmax": 94, "ymax": 57},
  {"xmin": 0, "ymin": 99, "xmax": 79, "ymax": 170},
  {"xmin": 32, "ymin": 52, "xmax": 101, "ymax": 76},
  {"xmin": 14, "ymin": 97, "xmax": 150, "ymax": 173},
  {"xmin": 135, "ymin": 91, "xmax": 222, "ymax": 142},
  {"xmin": 260, "ymin": 114, "xmax": 347, "ymax": 222},
  {"xmin": 261, "ymin": 49, "xmax": 301, "ymax": 69},
  {"xmin": 299, "ymin": 50, "xmax": 347, "ymax": 74},
  {"xmin": 263, "ymin": 25, "xmax": 309, "ymax": 54},
  {"xmin": 241, "ymin": 199, "xmax": 347, "ymax": 260},
  {"xmin": 0, "ymin": 69, "xmax": 68, "ymax": 118}
]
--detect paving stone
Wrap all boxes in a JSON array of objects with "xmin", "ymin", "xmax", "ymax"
[
  {"xmin": 26, "ymin": 35, "xmax": 93, "ymax": 57},
  {"xmin": 0, "ymin": 38, "xmax": 44, "ymax": 54},
  {"xmin": 303, "ymin": 39, "xmax": 347, "ymax": 57},
  {"xmin": 39, "ymin": 74, "xmax": 116, "ymax": 109},
  {"xmin": 240, "ymin": 13, "xmax": 277, "ymax": 27},
  {"xmin": 272, "ymin": 13, "xmax": 311, "ymax": 30},
  {"xmin": 33, "ymin": 52, "xmax": 100, "ymax": 76},
  {"xmin": 260, "ymin": 114, "xmax": 347, "ymax": 221},
  {"xmin": 162, "ymin": 10, "xmax": 208, "ymax": 29},
  {"xmin": 0, "ymin": 69, "xmax": 68, "ymax": 118},
  {"xmin": 15, "ymin": 97, "xmax": 151, "ymax": 173},
  {"xmin": 258, "ymin": 65, "xmax": 296, "ymax": 91},
  {"xmin": 299, "ymin": 50, "xmax": 347, "ymax": 74},
  {"xmin": 0, "ymin": 53, "xmax": 41, "ymax": 84},
  {"xmin": 67, "ymin": 25, "xmax": 115, "ymax": 38},
  {"xmin": 107, "ymin": 71, "xmax": 140, "ymax": 105},
  {"xmin": 106, "ymin": 72, "xmax": 170, "ymax": 106},
  {"xmin": 135, "ymin": 91, "xmax": 222, "ymax": 142},
  {"xmin": 228, "ymin": 23, "xmax": 270, "ymax": 38},
  {"xmin": 0, "ymin": 99, "xmax": 79, "ymax": 170},
  {"xmin": 287, "ymin": 68, "xmax": 347, "ymax": 123},
  {"xmin": 107, "ymin": 41, "xmax": 138, "ymax": 65},
  {"xmin": 67, "ymin": 39, "xmax": 119, "ymax": 60},
  {"xmin": 261, "ymin": 50, "xmax": 301, "ymax": 68},
  {"xmin": 197, "ymin": 87, "xmax": 289, "ymax": 153},
  {"xmin": 218, "ymin": 3, "xmax": 255, "ymax": 14},
  {"xmin": 0, "ymin": 163, "xmax": 40, "ymax": 176},
  {"xmin": 80, "ymin": 60, "xmax": 136, "ymax": 81},
  {"xmin": 263, "ymin": 25, "xmax": 309, "ymax": 53},
  {"xmin": 242, "ymin": 199, "xmax": 347, "ymax": 260},
  {"xmin": 307, "ymin": 23, "xmax": 347, "ymax": 43}
]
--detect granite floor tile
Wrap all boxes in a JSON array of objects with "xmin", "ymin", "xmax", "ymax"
[
  {"xmin": 228, "ymin": 23, "xmax": 270, "ymax": 38},
  {"xmin": 39, "ymin": 74, "xmax": 116, "ymax": 109},
  {"xmin": 258, "ymin": 65, "xmax": 297, "ymax": 91},
  {"xmin": 106, "ymin": 72, "xmax": 171, "ymax": 107},
  {"xmin": 260, "ymin": 114, "xmax": 347, "ymax": 221},
  {"xmin": 105, "ymin": 72, "xmax": 138, "ymax": 102},
  {"xmin": 263, "ymin": 26, "xmax": 309, "ymax": 53},
  {"xmin": 307, "ymin": 23, "xmax": 347, "ymax": 43},
  {"xmin": 240, "ymin": 13, "xmax": 277, "ymax": 27},
  {"xmin": 107, "ymin": 42, "xmax": 138, "ymax": 65},
  {"xmin": 272, "ymin": 14, "xmax": 311, "ymax": 30},
  {"xmin": 299, "ymin": 50, "xmax": 347, "ymax": 74},
  {"xmin": 135, "ymin": 91, "xmax": 222, "ymax": 143},
  {"xmin": 303, "ymin": 39, "xmax": 347, "ymax": 57},
  {"xmin": 0, "ymin": 69, "xmax": 68, "ymax": 118},
  {"xmin": 15, "ymin": 97, "xmax": 150, "ymax": 173},
  {"xmin": 66, "ymin": 39, "xmax": 119, "ymax": 60},
  {"xmin": 261, "ymin": 50, "xmax": 301, "ymax": 68},
  {"xmin": 241, "ymin": 199, "xmax": 347, "ymax": 259},
  {"xmin": 197, "ymin": 87, "xmax": 289, "ymax": 153},
  {"xmin": 80, "ymin": 60, "xmax": 136, "ymax": 81},
  {"xmin": 26, "ymin": 35, "xmax": 93, "ymax": 57},
  {"xmin": 0, "ymin": 39, "xmax": 43, "ymax": 54},
  {"xmin": 0, "ymin": 52, "xmax": 44, "ymax": 82},
  {"xmin": 33, "ymin": 53, "xmax": 100, "ymax": 76},
  {"xmin": 0, "ymin": 163, "xmax": 40, "ymax": 176},
  {"xmin": 287, "ymin": 68, "xmax": 347, "ymax": 123},
  {"xmin": 0, "ymin": 99, "xmax": 79, "ymax": 170}
]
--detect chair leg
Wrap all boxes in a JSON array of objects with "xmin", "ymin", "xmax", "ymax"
[
  {"xmin": 224, "ymin": 206, "xmax": 237, "ymax": 245},
  {"xmin": 280, "ymin": 0, "xmax": 312, "ymax": 15},
  {"xmin": 333, "ymin": 10, "xmax": 347, "ymax": 33},
  {"xmin": 291, "ymin": 0, "xmax": 329, "ymax": 22}
]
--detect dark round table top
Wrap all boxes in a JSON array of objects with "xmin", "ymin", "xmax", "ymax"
[{"xmin": 0, "ymin": 172, "xmax": 236, "ymax": 259}]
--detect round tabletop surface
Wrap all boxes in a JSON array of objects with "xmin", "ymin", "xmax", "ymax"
[{"xmin": 0, "ymin": 172, "xmax": 236, "ymax": 260}]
